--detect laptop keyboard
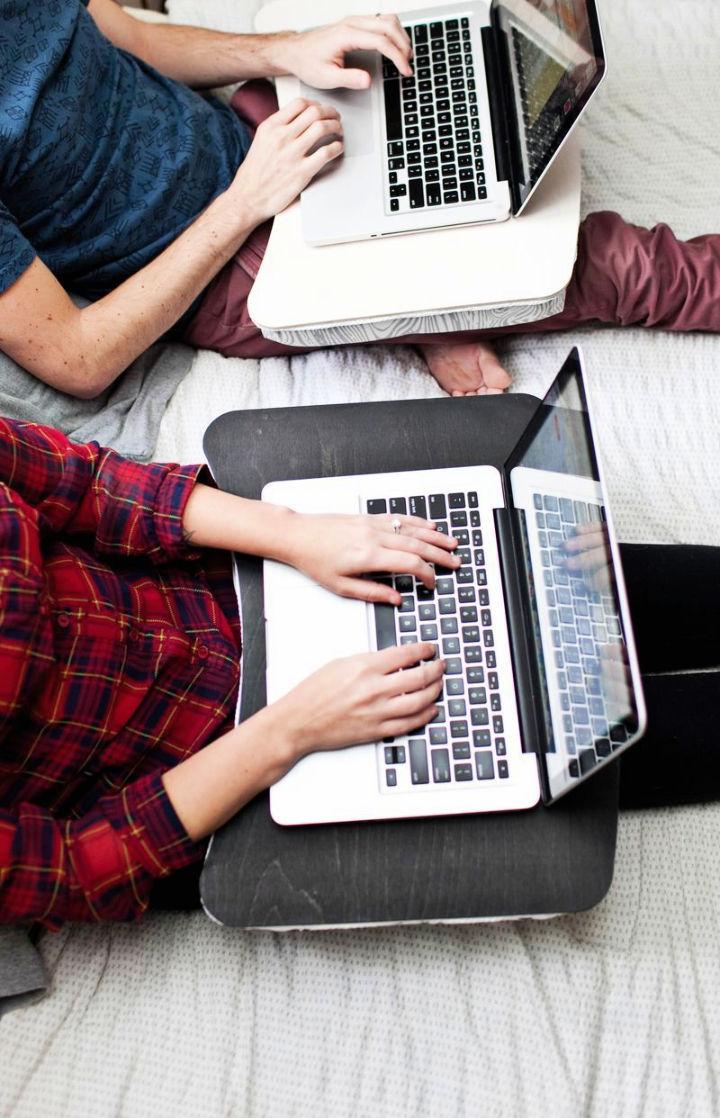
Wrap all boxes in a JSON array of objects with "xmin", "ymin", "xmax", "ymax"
[
  {"xmin": 533, "ymin": 492, "xmax": 630, "ymax": 779},
  {"xmin": 366, "ymin": 490, "xmax": 510, "ymax": 792},
  {"xmin": 382, "ymin": 16, "xmax": 487, "ymax": 214}
]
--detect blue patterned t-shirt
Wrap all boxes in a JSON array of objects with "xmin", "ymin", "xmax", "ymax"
[{"xmin": 0, "ymin": 0, "xmax": 251, "ymax": 299}]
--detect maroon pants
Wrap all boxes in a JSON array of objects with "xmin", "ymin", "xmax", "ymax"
[{"xmin": 183, "ymin": 81, "xmax": 720, "ymax": 358}]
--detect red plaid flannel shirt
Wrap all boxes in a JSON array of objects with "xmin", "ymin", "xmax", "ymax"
[{"xmin": 0, "ymin": 419, "xmax": 241, "ymax": 928}]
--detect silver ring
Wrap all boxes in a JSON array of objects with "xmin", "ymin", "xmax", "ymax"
[{"xmin": 391, "ymin": 517, "xmax": 402, "ymax": 534}]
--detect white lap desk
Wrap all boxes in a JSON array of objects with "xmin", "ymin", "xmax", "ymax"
[{"xmin": 250, "ymin": 0, "xmax": 581, "ymax": 347}]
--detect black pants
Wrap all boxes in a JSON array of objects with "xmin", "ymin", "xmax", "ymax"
[{"xmin": 617, "ymin": 544, "xmax": 720, "ymax": 809}]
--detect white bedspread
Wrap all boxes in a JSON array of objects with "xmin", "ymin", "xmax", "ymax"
[{"xmin": 3, "ymin": 1, "xmax": 720, "ymax": 1115}]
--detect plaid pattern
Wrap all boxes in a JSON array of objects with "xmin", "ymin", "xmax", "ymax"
[{"xmin": 0, "ymin": 420, "xmax": 241, "ymax": 927}]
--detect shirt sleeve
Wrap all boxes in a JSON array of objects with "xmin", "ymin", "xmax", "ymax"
[
  {"xmin": 0, "ymin": 417, "xmax": 205, "ymax": 565},
  {"xmin": 0, "ymin": 772, "xmax": 202, "ymax": 927},
  {"xmin": 0, "ymin": 200, "xmax": 36, "ymax": 296}
]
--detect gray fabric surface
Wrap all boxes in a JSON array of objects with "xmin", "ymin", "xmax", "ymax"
[
  {"xmin": 0, "ymin": 928, "xmax": 46, "ymax": 1019},
  {"xmin": 0, "ymin": 341, "xmax": 194, "ymax": 462}
]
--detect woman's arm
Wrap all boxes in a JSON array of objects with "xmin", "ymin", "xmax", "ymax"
[
  {"xmin": 181, "ymin": 483, "xmax": 460, "ymax": 605},
  {"xmin": 163, "ymin": 642, "xmax": 442, "ymax": 841},
  {"xmin": 88, "ymin": 1, "xmax": 412, "ymax": 90}
]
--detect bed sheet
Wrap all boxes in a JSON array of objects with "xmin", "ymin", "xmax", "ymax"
[{"xmin": 2, "ymin": 1, "xmax": 720, "ymax": 1115}]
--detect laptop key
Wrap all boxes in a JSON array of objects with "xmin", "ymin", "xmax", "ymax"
[
  {"xmin": 384, "ymin": 79, "xmax": 402, "ymax": 140},
  {"xmin": 446, "ymin": 678, "xmax": 464, "ymax": 697},
  {"xmin": 436, "ymin": 577, "xmax": 454, "ymax": 595},
  {"xmin": 389, "ymin": 185, "xmax": 407, "ymax": 197},
  {"xmin": 432, "ymin": 750, "xmax": 451, "ymax": 783},
  {"xmin": 495, "ymin": 737, "xmax": 506, "ymax": 756},
  {"xmin": 420, "ymin": 624, "xmax": 438, "ymax": 640},
  {"xmin": 475, "ymin": 751, "xmax": 494, "ymax": 780},
  {"xmin": 374, "ymin": 603, "xmax": 397, "ymax": 650},
  {"xmin": 386, "ymin": 769, "xmax": 397, "ymax": 787},
  {"xmin": 454, "ymin": 764, "xmax": 473, "ymax": 782},
  {"xmin": 461, "ymin": 182, "xmax": 476, "ymax": 202},
  {"xmin": 473, "ymin": 729, "xmax": 491, "ymax": 748},
  {"xmin": 409, "ymin": 179, "xmax": 425, "ymax": 208},
  {"xmin": 410, "ymin": 739, "xmax": 430, "ymax": 784},
  {"xmin": 399, "ymin": 615, "xmax": 417, "ymax": 633},
  {"xmin": 429, "ymin": 726, "xmax": 448, "ymax": 745},
  {"xmin": 445, "ymin": 657, "xmax": 463, "ymax": 675},
  {"xmin": 497, "ymin": 760, "xmax": 509, "ymax": 779},
  {"xmin": 427, "ymin": 185, "xmax": 442, "ymax": 206},
  {"xmin": 444, "ymin": 192, "xmax": 459, "ymax": 204},
  {"xmin": 453, "ymin": 744, "xmax": 471, "ymax": 762}
]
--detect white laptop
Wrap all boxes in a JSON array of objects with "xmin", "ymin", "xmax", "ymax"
[
  {"xmin": 301, "ymin": 0, "xmax": 605, "ymax": 244},
  {"xmin": 263, "ymin": 349, "xmax": 646, "ymax": 825}
]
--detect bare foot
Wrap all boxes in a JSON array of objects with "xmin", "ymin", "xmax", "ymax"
[{"xmin": 418, "ymin": 340, "xmax": 512, "ymax": 397}]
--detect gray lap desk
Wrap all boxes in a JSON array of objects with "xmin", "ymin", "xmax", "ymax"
[{"xmin": 201, "ymin": 394, "xmax": 619, "ymax": 930}]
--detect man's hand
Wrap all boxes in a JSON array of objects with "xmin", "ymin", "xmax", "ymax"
[
  {"xmin": 274, "ymin": 15, "xmax": 413, "ymax": 90},
  {"xmin": 230, "ymin": 98, "xmax": 344, "ymax": 223}
]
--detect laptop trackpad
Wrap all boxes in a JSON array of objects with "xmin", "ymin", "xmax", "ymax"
[{"xmin": 299, "ymin": 53, "xmax": 376, "ymax": 158}]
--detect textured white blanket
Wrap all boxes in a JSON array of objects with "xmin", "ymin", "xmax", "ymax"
[{"xmin": 3, "ymin": 1, "xmax": 720, "ymax": 1115}]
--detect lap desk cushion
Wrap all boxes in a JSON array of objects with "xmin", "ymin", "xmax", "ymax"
[{"xmin": 248, "ymin": 0, "xmax": 581, "ymax": 345}]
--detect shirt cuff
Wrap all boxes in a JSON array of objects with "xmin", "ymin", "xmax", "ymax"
[
  {"xmin": 147, "ymin": 462, "xmax": 207, "ymax": 563},
  {"xmin": 116, "ymin": 771, "xmax": 202, "ymax": 879}
]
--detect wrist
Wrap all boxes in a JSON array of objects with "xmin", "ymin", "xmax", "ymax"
[
  {"xmin": 262, "ymin": 29, "xmax": 302, "ymax": 78},
  {"xmin": 205, "ymin": 187, "xmax": 259, "ymax": 248},
  {"xmin": 249, "ymin": 701, "xmax": 305, "ymax": 779}
]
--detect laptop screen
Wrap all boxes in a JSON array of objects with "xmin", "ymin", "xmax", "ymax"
[
  {"xmin": 493, "ymin": 0, "xmax": 605, "ymax": 212},
  {"xmin": 505, "ymin": 350, "xmax": 644, "ymax": 802}
]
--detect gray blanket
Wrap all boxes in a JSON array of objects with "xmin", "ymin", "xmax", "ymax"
[
  {"xmin": 0, "ymin": 341, "xmax": 193, "ymax": 462},
  {"xmin": 0, "ymin": 929, "xmax": 46, "ymax": 1019}
]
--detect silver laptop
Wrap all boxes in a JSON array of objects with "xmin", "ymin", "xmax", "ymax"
[
  {"xmin": 301, "ymin": 0, "xmax": 606, "ymax": 244},
  {"xmin": 263, "ymin": 349, "xmax": 646, "ymax": 826}
]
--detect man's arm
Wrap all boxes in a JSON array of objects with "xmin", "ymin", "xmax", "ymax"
[
  {"xmin": 0, "ymin": 98, "xmax": 342, "ymax": 397},
  {"xmin": 88, "ymin": 0, "xmax": 412, "ymax": 90}
]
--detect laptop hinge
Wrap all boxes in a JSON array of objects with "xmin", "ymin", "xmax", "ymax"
[
  {"xmin": 482, "ymin": 17, "xmax": 524, "ymax": 214},
  {"xmin": 493, "ymin": 507, "xmax": 550, "ymax": 782}
]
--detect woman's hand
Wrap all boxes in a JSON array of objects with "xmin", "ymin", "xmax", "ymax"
[
  {"xmin": 274, "ymin": 641, "xmax": 443, "ymax": 758},
  {"xmin": 230, "ymin": 97, "xmax": 344, "ymax": 224},
  {"xmin": 273, "ymin": 15, "xmax": 413, "ymax": 90},
  {"xmin": 279, "ymin": 511, "xmax": 460, "ymax": 604}
]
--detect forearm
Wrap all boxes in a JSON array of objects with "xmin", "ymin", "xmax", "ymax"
[
  {"xmin": 133, "ymin": 22, "xmax": 298, "ymax": 88},
  {"xmin": 74, "ymin": 189, "xmax": 255, "ymax": 397},
  {"xmin": 181, "ymin": 483, "xmax": 298, "ymax": 562},
  {"xmin": 162, "ymin": 705, "xmax": 296, "ymax": 841}
]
